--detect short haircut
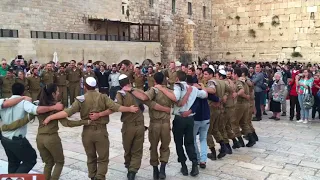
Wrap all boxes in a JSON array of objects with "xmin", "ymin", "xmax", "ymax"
[
  {"xmin": 203, "ymin": 68, "xmax": 214, "ymax": 75},
  {"xmin": 176, "ymin": 70, "xmax": 187, "ymax": 81},
  {"xmin": 234, "ymin": 68, "xmax": 242, "ymax": 77},
  {"xmin": 189, "ymin": 67, "xmax": 195, "ymax": 72},
  {"xmin": 156, "ymin": 62, "xmax": 161, "ymax": 66},
  {"xmin": 112, "ymin": 64, "xmax": 117, "ymax": 68},
  {"xmin": 119, "ymin": 77, "xmax": 130, "ymax": 87},
  {"xmin": 186, "ymin": 75, "xmax": 194, "ymax": 84},
  {"xmin": 153, "ymin": 72, "xmax": 164, "ymax": 84},
  {"xmin": 12, "ymin": 83, "xmax": 25, "ymax": 95},
  {"xmin": 70, "ymin": 60, "xmax": 76, "ymax": 63},
  {"xmin": 241, "ymin": 67, "xmax": 249, "ymax": 76}
]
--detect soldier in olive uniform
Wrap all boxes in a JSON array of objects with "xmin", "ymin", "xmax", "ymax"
[
  {"xmin": 16, "ymin": 71, "xmax": 30, "ymax": 97},
  {"xmin": 66, "ymin": 60, "xmax": 83, "ymax": 105},
  {"xmin": 232, "ymin": 68, "xmax": 256, "ymax": 148},
  {"xmin": 0, "ymin": 69, "xmax": 16, "ymax": 98},
  {"xmin": 146, "ymin": 66, "xmax": 155, "ymax": 89},
  {"xmin": 120, "ymin": 62, "xmax": 134, "ymax": 84},
  {"xmin": 54, "ymin": 65, "xmax": 68, "ymax": 107},
  {"xmin": 241, "ymin": 68, "xmax": 259, "ymax": 142},
  {"xmin": 27, "ymin": 68, "xmax": 41, "ymax": 101},
  {"xmin": 43, "ymin": 77, "xmax": 138, "ymax": 180},
  {"xmin": 41, "ymin": 63, "xmax": 55, "ymax": 86},
  {"xmin": 164, "ymin": 62, "xmax": 177, "ymax": 89},
  {"xmin": 133, "ymin": 66, "xmax": 145, "ymax": 90},
  {"xmin": 83, "ymin": 64, "xmax": 96, "ymax": 80}
]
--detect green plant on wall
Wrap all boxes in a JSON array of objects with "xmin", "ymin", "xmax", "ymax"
[
  {"xmin": 226, "ymin": 52, "xmax": 231, "ymax": 55},
  {"xmin": 235, "ymin": 15, "xmax": 240, "ymax": 21},
  {"xmin": 258, "ymin": 22, "xmax": 264, "ymax": 27},
  {"xmin": 291, "ymin": 52, "xmax": 302, "ymax": 57},
  {"xmin": 271, "ymin": 15, "xmax": 280, "ymax": 27},
  {"xmin": 227, "ymin": 16, "xmax": 233, "ymax": 20},
  {"xmin": 248, "ymin": 29, "xmax": 256, "ymax": 38}
]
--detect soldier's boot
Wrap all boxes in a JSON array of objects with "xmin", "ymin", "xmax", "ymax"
[
  {"xmin": 190, "ymin": 161, "xmax": 199, "ymax": 177},
  {"xmin": 217, "ymin": 141, "xmax": 227, "ymax": 159},
  {"xmin": 246, "ymin": 133, "xmax": 256, "ymax": 147},
  {"xmin": 207, "ymin": 147, "xmax": 217, "ymax": 160},
  {"xmin": 237, "ymin": 136, "xmax": 245, "ymax": 147},
  {"xmin": 225, "ymin": 143, "xmax": 232, "ymax": 154},
  {"xmin": 153, "ymin": 166, "xmax": 159, "ymax": 180},
  {"xmin": 180, "ymin": 162, "xmax": 188, "ymax": 176},
  {"xmin": 232, "ymin": 138, "xmax": 240, "ymax": 149},
  {"xmin": 252, "ymin": 131, "xmax": 259, "ymax": 141},
  {"xmin": 128, "ymin": 171, "xmax": 136, "ymax": 180},
  {"xmin": 159, "ymin": 162, "xmax": 167, "ymax": 179}
]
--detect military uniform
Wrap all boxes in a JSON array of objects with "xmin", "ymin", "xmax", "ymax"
[
  {"xmin": 165, "ymin": 70, "xmax": 177, "ymax": 89},
  {"xmin": 64, "ymin": 90, "xmax": 121, "ymax": 180},
  {"xmin": 223, "ymin": 79, "xmax": 236, "ymax": 141},
  {"xmin": 133, "ymin": 74, "xmax": 145, "ymax": 90},
  {"xmin": 146, "ymin": 73, "xmax": 155, "ymax": 89},
  {"xmin": 54, "ymin": 72, "xmax": 68, "ymax": 107},
  {"xmin": 66, "ymin": 68, "xmax": 82, "ymax": 104},
  {"xmin": 120, "ymin": 70, "xmax": 134, "ymax": 84},
  {"xmin": 16, "ymin": 78, "xmax": 30, "ymax": 97},
  {"xmin": 0, "ymin": 76, "xmax": 15, "ymax": 98},
  {"xmin": 27, "ymin": 75, "xmax": 41, "ymax": 101},
  {"xmin": 246, "ymin": 78, "xmax": 256, "ymax": 136},
  {"xmin": 41, "ymin": 70, "xmax": 54, "ymax": 86},
  {"xmin": 83, "ymin": 71, "xmax": 96, "ymax": 80},
  {"xmin": 116, "ymin": 89, "xmax": 145, "ymax": 174},
  {"xmin": 144, "ymin": 86, "xmax": 173, "ymax": 167},
  {"xmin": 233, "ymin": 80, "xmax": 252, "ymax": 138}
]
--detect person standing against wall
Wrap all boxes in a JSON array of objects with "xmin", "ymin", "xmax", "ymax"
[{"xmin": 66, "ymin": 60, "xmax": 82, "ymax": 104}]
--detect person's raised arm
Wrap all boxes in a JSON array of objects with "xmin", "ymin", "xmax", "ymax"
[
  {"xmin": 1, "ymin": 96, "xmax": 29, "ymax": 109},
  {"xmin": 177, "ymin": 85, "xmax": 192, "ymax": 107},
  {"xmin": 155, "ymin": 84, "xmax": 178, "ymax": 102},
  {"xmin": 36, "ymin": 103, "xmax": 64, "ymax": 114}
]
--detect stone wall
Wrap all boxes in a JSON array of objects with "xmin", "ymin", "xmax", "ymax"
[
  {"xmin": 211, "ymin": 0, "xmax": 320, "ymax": 62},
  {"xmin": 0, "ymin": 38, "xmax": 160, "ymax": 64},
  {"xmin": 128, "ymin": 0, "xmax": 212, "ymax": 64}
]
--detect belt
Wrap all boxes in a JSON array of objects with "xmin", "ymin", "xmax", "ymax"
[
  {"xmin": 150, "ymin": 118, "xmax": 170, "ymax": 124},
  {"xmin": 83, "ymin": 125, "xmax": 107, "ymax": 130},
  {"xmin": 2, "ymin": 135, "xmax": 24, "ymax": 141},
  {"xmin": 123, "ymin": 121, "xmax": 144, "ymax": 126}
]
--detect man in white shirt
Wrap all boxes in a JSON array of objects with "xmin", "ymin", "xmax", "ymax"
[{"xmin": 0, "ymin": 82, "xmax": 63, "ymax": 173}]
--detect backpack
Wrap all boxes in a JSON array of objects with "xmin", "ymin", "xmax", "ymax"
[{"xmin": 303, "ymin": 87, "xmax": 314, "ymax": 109}]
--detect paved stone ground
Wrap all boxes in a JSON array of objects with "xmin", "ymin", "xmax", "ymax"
[{"xmin": 1, "ymin": 108, "xmax": 320, "ymax": 180}]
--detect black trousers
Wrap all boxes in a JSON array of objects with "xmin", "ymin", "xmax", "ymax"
[
  {"xmin": 172, "ymin": 115, "xmax": 197, "ymax": 163},
  {"xmin": 312, "ymin": 95, "xmax": 320, "ymax": 119},
  {"xmin": 254, "ymin": 92, "xmax": 263, "ymax": 118},
  {"xmin": 110, "ymin": 86, "xmax": 121, "ymax": 100},
  {"xmin": 99, "ymin": 87, "xmax": 110, "ymax": 96},
  {"xmin": 1, "ymin": 136, "xmax": 37, "ymax": 173},
  {"xmin": 290, "ymin": 95, "xmax": 301, "ymax": 120}
]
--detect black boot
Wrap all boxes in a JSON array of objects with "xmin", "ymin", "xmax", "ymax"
[
  {"xmin": 252, "ymin": 131, "xmax": 259, "ymax": 141},
  {"xmin": 180, "ymin": 162, "xmax": 188, "ymax": 176},
  {"xmin": 159, "ymin": 162, "xmax": 166, "ymax": 179},
  {"xmin": 128, "ymin": 171, "xmax": 136, "ymax": 180},
  {"xmin": 190, "ymin": 161, "xmax": 199, "ymax": 177},
  {"xmin": 153, "ymin": 166, "xmax": 159, "ymax": 180},
  {"xmin": 217, "ymin": 141, "xmax": 226, "ymax": 159},
  {"xmin": 246, "ymin": 133, "xmax": 256, "ymax": 147},
  {"xmin": 225, "ymin": 143, "xmax": 232, "ymax": 154},
  {"xmin": 207, "ymin": 147, "xmax": 217, "ymax": 160},
  {"xmin": 232, "ymin": 138, "xmax": 240, "ymax": 149},
  {"xmin": 237, "ymin": 136, "xmax": 245, "ymax": 147}
]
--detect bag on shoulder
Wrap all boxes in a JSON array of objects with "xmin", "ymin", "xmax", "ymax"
[{"xmin": 303, "ymin": 87, "xmax": 314, "ymax": 109}]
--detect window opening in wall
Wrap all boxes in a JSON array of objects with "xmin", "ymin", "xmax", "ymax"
[
  {"xmin": 122, "ymin": 5, "xmax": 125, "ymax": 15},
  {"xmin": 188, "ymin": 2, "xmax": 192, "ymax": 15},
  {"xmin": 149, "ymin": 0, "xmax": 154, "ymax": 8},
  {"xmin": 203, "ymin": 6, "xmax": 206, "ymax": 18},
  {"xmin": 172, "ymin": 0, "xmax": 176, "ymax": 14}
]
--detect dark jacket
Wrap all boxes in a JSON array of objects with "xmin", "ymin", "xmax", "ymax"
[{"xmin": 95, "ymin": 70, "xmax": 110, "ymax": 88}]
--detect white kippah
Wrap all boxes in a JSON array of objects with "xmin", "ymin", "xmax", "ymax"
[
  {"xmin": 119, "ymin": 74, "xmax": 128, "ymax": 80},
  {"xmin": 219, "ymin": 69, "xmax": 226, "ymax": 75},
  {"xmin": 209, "ymin": 65, "xmax": 215, "ymax": 72},
  {"xmin": 218, "ymin": 65, "xmax": 225, "ymax": 70},
  {"xmin": 85, "ymin": 77, "xmax": 96, "ymax": 87},
  {"xmin": 175, "ymin": 61, "xmax": 181, "ymax": 67}
]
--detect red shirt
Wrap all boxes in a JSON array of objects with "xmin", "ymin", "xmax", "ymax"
[
  {"xmin": 289, "ymin": 72, "xmax": 298, "ymax": 96},
  {"xmin": 312, "ymin": 79, "xmax": 320, "ymax": 96}
]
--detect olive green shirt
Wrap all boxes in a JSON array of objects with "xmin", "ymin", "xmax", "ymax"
[
  {"xmin": 133, "ymin": 74, "xmax": 145, "ymax": 90},
  {"xmin": 0, "ymin": 76, "xmax": 15, "ymax": 93},
  {"xmin": 67, "ymin": 68, "xmax": 82, "ymax": 83},
  {"xmin": 54, "ymin": 72, "xmax": 67, "ymax": 86},
  {"xmin": 41, "ymin": 70, "xmax": 54, "ymax": 85},
  {"xmin": 146, "ymin": 73, "xmax": 155, "ymax": 89},
  {"xmin": 235, "ymin": 80, "xmax": 249, "ymax": 104},
  {"xmin": 27, "ymin": 75, "xmax": 41, "ymax": 91}
]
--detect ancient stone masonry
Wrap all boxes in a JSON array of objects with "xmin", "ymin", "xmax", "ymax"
[
  {"xmin": 211, "ymin": 0, "xmax": 320, "ymax": 62},
  {"xmin": 128, "ymin": 0, "xmax": 212, "ymax": 64}
]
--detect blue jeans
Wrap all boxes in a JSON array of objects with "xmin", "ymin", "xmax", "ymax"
[
  {"xmin": 193, "ymin": 120, "xmax": 210, "ymax": 163},
  {"xmin": 298, "ymin": 94, "xmax": 310, "ymax": 119}
]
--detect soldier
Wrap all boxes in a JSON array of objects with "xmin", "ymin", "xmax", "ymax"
[
  {"xmin": 164, "ymin": 62, "xmax": 177, "ymax": 89},
  {"xmin": 27, "ymin": 68, "xmax": 41, "ymax": 101},
  {"xmin": 16, "ymin": 71, "xmax": 30, "ymax": 97},
  {"xmin": 232, "ymin": 68, "xmax": 256, "ymax": 147},
  {"xmin": 66, "ymin": 60, "xmax": 82, "ymax": 104},
  {"xmin": 43, "ymin": 77, "xmax": 138, "ymax": 180},
  {"xmin": 83, "ymin": 64, "xmax": 96, "ymax": 80},
  {"xmin": 54, "ymin": 65, "xmax": 68, "ymax": 107},
  {"xmin": 0, "ymin": 69, "xmax": 16, "ymax": 98},
  {"xmin": 133, "ymin": 66, "xmax": 145, "ymax": 90},
  {"xmin": 146, "ymin": 66, "xmax": 155, "ymax": 89},
  {"xmin": 119, "ymin": 61, "xmax": 134, "ymax": 84},
  {"xmin": 202, "ymin": 67, "xmax": 229, "ymax": 160},
  {"xmin": 40, "ymin": 63, "xmax": 54, "ymax": 86},
  {"xmin": 222, "ymin": 70, "xmax": 241, "ymax": 151},
  {"xmin": 241, "ymin": 68, "xmax": 259, "ymax": 142}
]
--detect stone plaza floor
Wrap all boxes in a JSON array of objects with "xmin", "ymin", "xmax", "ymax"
[{"xmin": 1, "ymin": 110, "xmax": 320, "ymax": 180}]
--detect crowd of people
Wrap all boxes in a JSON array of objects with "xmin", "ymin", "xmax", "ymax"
[{"xmin": 0, "ymin": 56, "xmax": 319, "ymax": 180}]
